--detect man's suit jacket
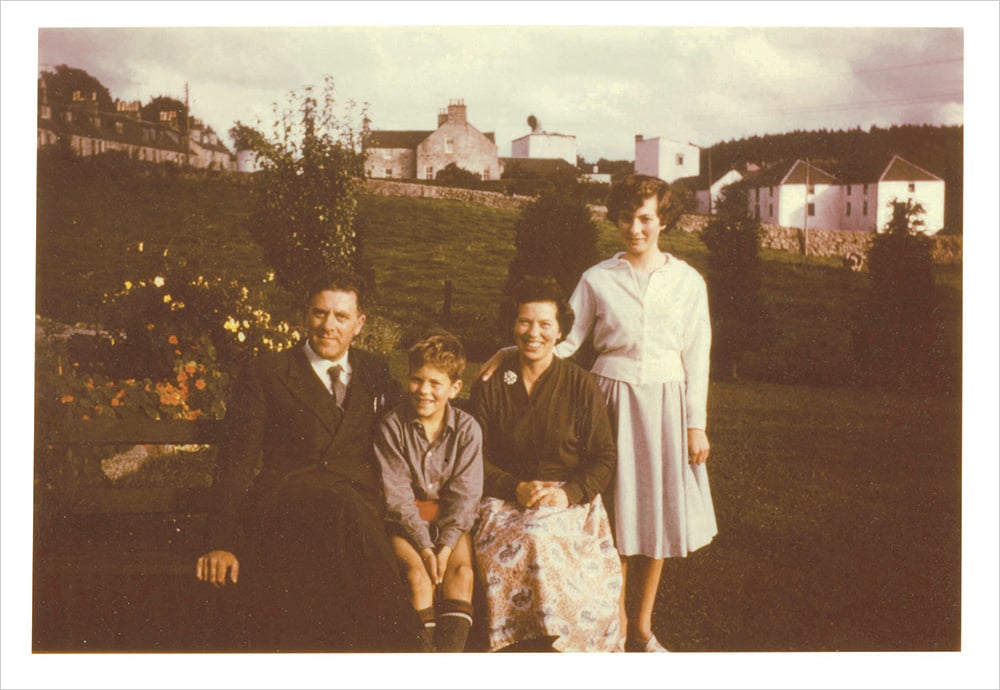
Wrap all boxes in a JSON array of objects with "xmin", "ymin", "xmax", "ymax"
[{"xmin": 207, "ymin": 344, "xmax": 401, "ymax": 555}]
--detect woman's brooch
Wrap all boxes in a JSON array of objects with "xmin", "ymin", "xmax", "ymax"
[{"xmin": 503, "ymin": 370, "xmax": 518, "ymax": 386}]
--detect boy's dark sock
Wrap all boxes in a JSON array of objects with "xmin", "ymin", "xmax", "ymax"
[
  {"xmin": 417, "ymin": 606, "xmax": 436, "ymax": 651},
  {"xmin": 435, "ymin": 598, "xmax": 473, "ymax": 652}
]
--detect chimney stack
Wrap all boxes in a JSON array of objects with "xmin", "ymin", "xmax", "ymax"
[
  {"xmin": 446, "ymin": 99, "xmax": 467, "ymax": 125},
  {"xmin": 635, "ymin": 134, "xmax": 643, "ymax": 142}
]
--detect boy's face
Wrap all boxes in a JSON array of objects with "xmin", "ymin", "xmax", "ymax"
[{"xmin": 408, "ymin": 364, "xmax": 462, "ymax": 421}]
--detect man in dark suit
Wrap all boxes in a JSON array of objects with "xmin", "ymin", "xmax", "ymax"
[{"xmin": 195, "ymin": 272, "xmax": 427, "ymax": 651}]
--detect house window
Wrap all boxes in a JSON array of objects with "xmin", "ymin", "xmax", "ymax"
[
  {"xmin": 846, "ymin": 185, "xmax": 852, "ymax": 196},
  {"xmin": 675, "ymin": 153, "xmax": 684, "ymax": 166},
  {"xmin": 846, "ymin": 202, "xmax": 852, "ymax": 217},
  {"xmin": 382, "ymin": 149, "xmax": 391, "ymax": 160},
  {"xmin": 484, "ymin": 167, "xmax": 490, "ymax": 180},
  {"xmin": 768, "ymin": 203, "xmax": 773, "ymax": 217},
  {"xmin": 908, "ymin": 182, "xmax": 916, "ymax": 193},
  {"xmin": 807, "ymin": 184, "xmax": 815, "ymax": 194},
  {"xmin": 768, "ymin": 186, "xmax": 773, "ymax": 196},
  {"xmin": 445, "ymin": 137, "xmax": 454, "ymax": 154},
  {"xmin": 115, "ymin": 122, "xmax": 124, "ymax": 135},
  {"xmin": 425, "ymin": 165, "xmax": 434, "ymax": 180},
  {"xmin": 863, "ymin": 201, "xmax": 869, "ymax": 216},
  {"xmin": 754, "ymin": 204, "xmax": 760, "ymax": 219},
  {"xmin": 384, "ymin": 168, "xmax": 393, "ymax": 178},
  {"xmin": 755, "ymin": 188, "xmax": 760, "ymax": 201},
  {"xmin": 863, "ymin": 184, "xmax": 869, "ymax": 195},
  {"xmin": 807, "ymin": 203, "xmax": 815, "ymax": 216}
]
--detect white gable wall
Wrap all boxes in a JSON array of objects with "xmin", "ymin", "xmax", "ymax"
[
  {"xmin": 511, "ymin": 133, "xmax": 577, "ymax": 165},
  {"xmin": 876, "ymin": 180, "xmax": 946, "ymax": 235},
  {"xmin": 635, "ymin": 137, "xmax": 700, "ymax": 183}
]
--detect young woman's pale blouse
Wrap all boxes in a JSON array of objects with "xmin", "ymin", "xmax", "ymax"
[{"xmin": 555, "ymin": 252, "xmax": 711, "ymax": 429}]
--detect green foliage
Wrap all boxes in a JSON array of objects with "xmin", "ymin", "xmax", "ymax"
[
  {"xmin": 851, "ymin": 199, "xmax": 941, "ymax": 390},
  {"xmin": 238, "ymin": 75, "xmax": 370, "ymax": 299},
  {"xmin": 700, "ymin": 183, "xmax": 769, "ymax": 380},
  {"xmin": 501, "ymin": 187, "xmax": 600, "ymax": 345},
  {"xmin": 434, "ymin": 162, "xmax": 483, "ymax": 189},
  {"xmin": 40, "ymin": 64, "xmax": 114, "ymax": 112},
  {"xmin": 140, "ymin": 96, "xmax": 187, "ymax": 127}
]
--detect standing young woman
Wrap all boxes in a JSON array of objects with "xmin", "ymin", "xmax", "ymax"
[{"xmin": 481, "ymin": 174, "xmax": 716, "ymax": 652}]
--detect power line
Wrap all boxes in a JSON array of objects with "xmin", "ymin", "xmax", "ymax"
[{"xmin": 777, "ymin": 92, "xmax": 963, "ymax": 115}]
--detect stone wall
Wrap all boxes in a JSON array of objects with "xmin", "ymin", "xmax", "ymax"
[
  {"xmin": 362, "ymin": 178, "xmax": 531, "ymax": 210},
  {"xmin": 674, "ymin": 213, "xmax": 962, "ymax": 264}
]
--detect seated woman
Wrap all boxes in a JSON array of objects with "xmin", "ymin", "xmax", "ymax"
[{"xmin": 469, "ymin": 277, "xmax": 622, "ymax": 652}]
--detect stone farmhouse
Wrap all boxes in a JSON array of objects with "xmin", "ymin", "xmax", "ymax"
[
  {"xmin": 36, "ymin": 76, "xmax": 236, "ymax": 171},
  {"xmin": 741, "ymin": 155, "xmax": 946, "ymax": 235},
  {"xmin": 365, "ymin": 100, "xmax": 500, "ymax": 181}
]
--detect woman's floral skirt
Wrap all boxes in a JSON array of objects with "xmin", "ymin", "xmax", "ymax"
[{"xmin": 473, "ymin": 495, "xmax": 622, "ymax": 652}]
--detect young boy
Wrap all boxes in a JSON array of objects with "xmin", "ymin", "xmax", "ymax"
[{"xmin": 374, "ymin": 331, "xmax": 483, "ymax": 652}]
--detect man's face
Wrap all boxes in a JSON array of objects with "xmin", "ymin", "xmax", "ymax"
[{"xmin": 306, "ymin": 289, "xmax": 366, "ymax": 361}]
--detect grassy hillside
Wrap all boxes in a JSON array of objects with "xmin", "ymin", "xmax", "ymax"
[{"xmin": 36, "ymin": 154, "xmax": 961, "ymax": 391}]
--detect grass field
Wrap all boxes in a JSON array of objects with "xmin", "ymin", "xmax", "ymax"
[{"xmin": 33, "ymin": 160, "xmax": 964, "ymax": 652}]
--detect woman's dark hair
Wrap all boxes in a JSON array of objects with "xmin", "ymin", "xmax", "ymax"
[
  {"xmin": 303, "ymin": 271, "xmax": 368, "ymax": 313},
  {"xmin": 510, "ymin": 276, "xmax": 575, "ymax": 338},
  {"xmin": 607, "ymin": 173, "xmax": 672, "ymax": 225}
]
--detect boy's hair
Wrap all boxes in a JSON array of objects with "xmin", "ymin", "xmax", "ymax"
[
  {"xmin": 607, "ymin": 173, "xmax": 672, "ymax": 226},
  {"xmin": 407, "ymin": 331, "xmax": 467, "ymax": 382},
  {"xmin": 303, "ymin": 270, "xmax": 369, "ymax": 313}
]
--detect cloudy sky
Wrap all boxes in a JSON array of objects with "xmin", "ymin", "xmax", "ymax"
[{"xmin": 30, "ymin": 10, "xmax": 968, "ymax": 162}]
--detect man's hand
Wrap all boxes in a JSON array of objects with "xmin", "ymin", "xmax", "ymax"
[{"xmin": 196, "ymin": 550, "xmax": 240, "ymax": 587}]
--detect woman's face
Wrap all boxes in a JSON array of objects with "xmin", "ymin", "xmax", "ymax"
[
  {"xmin": 513, "ymin": 300, "xmax": 562, "ymax": 366},
  {"xmin": 617, "ymin": 194, "xmax": 665, "ymax": 258}
]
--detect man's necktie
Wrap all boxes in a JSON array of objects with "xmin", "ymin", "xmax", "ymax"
[{"xmin": 328, "ymin": 364, "xmax": 346, "ymax": 407}]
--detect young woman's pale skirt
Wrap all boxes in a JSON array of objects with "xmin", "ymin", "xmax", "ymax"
[
  {"xmin": 597, "ymin": 377, "xmax": 718, "ymax": 558},
  {"xmin": 473, "ymin": 495, "xmax": 622, "ymax": 652}
]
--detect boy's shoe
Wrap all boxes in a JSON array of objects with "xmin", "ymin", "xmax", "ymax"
[{"xmin": 624, "ymin": 634, "xmax": 669, "ymax": 652}]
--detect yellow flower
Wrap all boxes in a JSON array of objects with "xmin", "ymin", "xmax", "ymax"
[
  {"xmin": 124, "ymin": 280, "xmax": 133, "ymax": 290},
  {"xmin": 163, "ymin": 294, "xmax": 172, "ymax": 303},
  {"xmin": 138, "ymin": 242, "xmax": 144, "ymax": 253},
  {"xmin": 153, "ymin": 276, "xmax": 165, "ymax": 288},
  {"xmin": 237, "ymin": 331, "xmax": 247, "ymax": 343}
]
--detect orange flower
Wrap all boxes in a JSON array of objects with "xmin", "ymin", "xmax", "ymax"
[
  {"xmin": 175, "ymin": 349, "xmax": 182, "ymax": 356},
  {"xmin": 85, "ymin": 379, "xmax": 95, "ymax": 389},
  {"xmin": 185, "ymin": 409, "xmax": 203, "ymax": 420},
  {"xmin": 177, "ymin": 370, "xmax": 188, "ymax": 384},
  {"xmin": 184, "ymin": 361, "xmax": 197, "ymax": 375},
  {"xmin": 60, "ymin": 394, "xmax": 74, "ymax": 404},
  {"xmin": 146, "ymin": 323, "xmax": 155, "ymax": 331},
  {"xmin": 111, "ymin": 398, "xmax": 121, "ymax": 407},
  {"xmin": 194, "ymin": 379, "xmax": 207, "ymax": 391},
  {"xmin": 115, "ymin": 390, "xmax": 126, "ymax": 399},
  {"xmin": 168, "ymin": 335, "xmax": 179, "ymax": 345},
  {"xmin": 81, "ymin": 414, "xmax": 90, "ymax": 421}
]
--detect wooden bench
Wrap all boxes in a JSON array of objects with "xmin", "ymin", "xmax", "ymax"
[{"xmin": 33, "ymin": 419, "xmax": 246, "ymax": 652}]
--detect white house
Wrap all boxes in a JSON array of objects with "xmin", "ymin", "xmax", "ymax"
[
  {"xmin": 676, "ymin": 168, "xmax": 745, "ymax": 214},
  {"xmin": 745, "ymin": 160, "xmax": 843, "ymax": 230},
  {"xmin": 871, "ymin": 155, "xmax": 946, "ymax": 235},
  {"xmin": 743, "ymin": 155, "xmax": 946, "ymax": 235},
  {"xmin": 634, "ymin": 135, "xmax": 700, "ymax": 183},
  {"xmin": 511, "ymin": 131, "xmax": 577, "ymax": 166}
]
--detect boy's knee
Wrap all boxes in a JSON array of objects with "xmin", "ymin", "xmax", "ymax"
[
  {"xmin": 405, "ymin": 564, "xmax": 434, "ymax": 596},
  {"xmin": 446, "ymin": 562, "xmax": 475, "ymax": 596}
]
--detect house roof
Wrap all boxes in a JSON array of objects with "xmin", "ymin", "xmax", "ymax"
[
  {"xmin": 744, "ymin": 159, "xmax": 839, "ymax": 187},
  {"xmin": 879, "ymin": 154, "xmax": 942, "ymax": 182},
  {"xmin": 369, "ymin": 129, "xmax": 497, "ymax": 150},
  {"xmin": 368, "ymin": 130, "xmax": 433, "ymax": 149},
  {"xmin": 499, "ymin": 157, "xmax": 580, "ymax": 178},
  {"xmin": 674, "ymin": 167, "xmax": 744, "ymax": 191},
  {"xmin": 40, "ymin": 110, "xmax": 189, "ymax": 154}
]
